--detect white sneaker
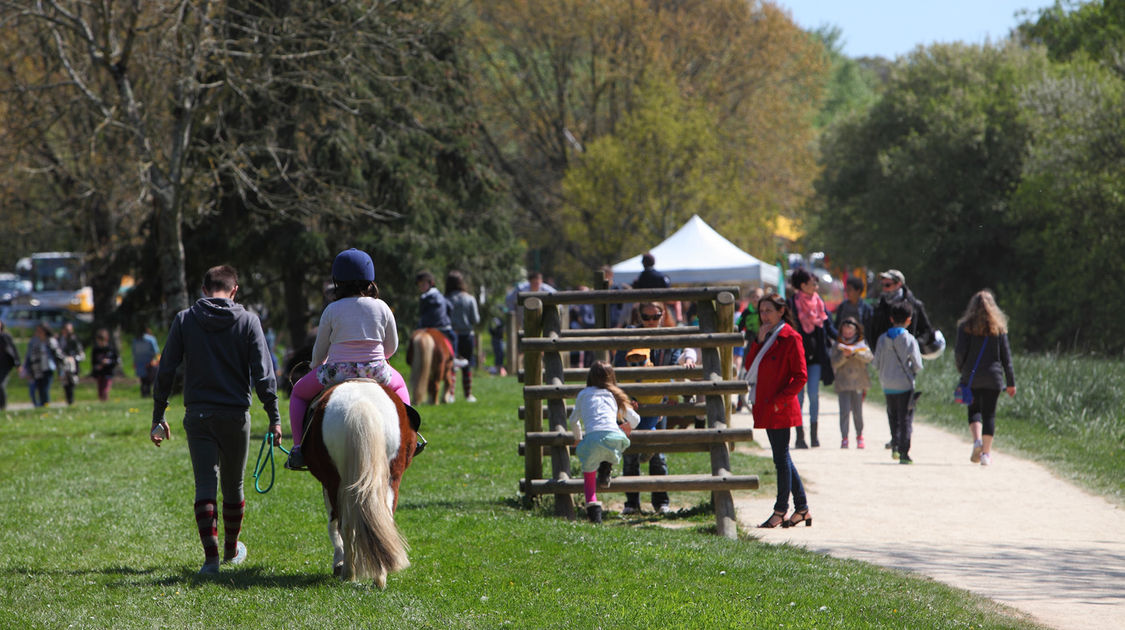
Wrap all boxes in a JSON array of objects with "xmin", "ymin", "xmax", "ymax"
[
  {"xmin": 658, "ymin": 505, "xmax": 674, "ymax": 515},
  {"xmin": 224, "ymin": 541, "xmax": 247, "ymax": 565},
  {"xmin": 980, "ymin": 453, "xmax": 992, "ymax": 466},
  {"xmin": 466, "ymin": 395, "xmax": 478, "ymax": 403},
  {"xmin": 452, "ymin": 357, "xmax": 469, "ymax": 369}
]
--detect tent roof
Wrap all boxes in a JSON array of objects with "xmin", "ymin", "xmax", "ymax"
[{"xmin": 612, "ymin": 215, "xmax": 780, "ymax": 286}]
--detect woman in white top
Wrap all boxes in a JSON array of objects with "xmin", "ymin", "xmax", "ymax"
[
  {"xmin": 287, "ymin": 249, "xmax": 409, "ymax": 469},
  {"xmin": 568, "ymin": 360, "xmax": 640, "ymax": 523}
]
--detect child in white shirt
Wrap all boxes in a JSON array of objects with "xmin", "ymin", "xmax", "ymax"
[
  {"xmin": 568, "ymin": 360, "xmax": 640, "ymax": 523},
  {"xmin": 286, "ymin": 249, "xmax": 409, "ymax": 469}
]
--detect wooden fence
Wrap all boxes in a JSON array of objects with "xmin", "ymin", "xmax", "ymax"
[{"xmin": 516, "ymin": 285, "xmax": 756, "ymax": 539}]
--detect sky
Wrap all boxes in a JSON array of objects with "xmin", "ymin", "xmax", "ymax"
[{"xmin": 777, "ymin": 0, "xmax": 1050, "ymax": 59}]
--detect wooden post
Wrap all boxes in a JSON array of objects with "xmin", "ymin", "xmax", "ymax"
[
  {"xmin": 698, "ymin": 292, "xmax": 738, "ymax": 539},
  {"xmin": 541, "ymin": 302, "xmax": 576, "ymax": 519},
  {"xmin": 522, "ymin": 298, "xmax": 544, "ymax": 494},
  {"xmin": 593, "ymin": 269, "xmax": 610, "ymax": 364}
]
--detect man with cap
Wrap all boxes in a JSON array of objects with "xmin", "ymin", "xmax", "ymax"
[{"xmin": 868, "ymin": 269, "xmax": 935, "ymax": 453}]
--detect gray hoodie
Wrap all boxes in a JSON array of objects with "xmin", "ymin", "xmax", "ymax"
[
  {"xmin": 152, "ymin": 297, "xmax": 280, "ymax": 425},
  {"xmin": 873, "ymin": 327, "xmax": 923, "ymax": 392}
]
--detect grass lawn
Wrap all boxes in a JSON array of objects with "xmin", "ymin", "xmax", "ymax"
[{"xmin": 0, "ymin": 364, "xmax": 1048, "ymax": 629}]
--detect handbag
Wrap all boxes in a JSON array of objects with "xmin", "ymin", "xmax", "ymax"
[{"xmin": 954, "ymin": 337, "xmax": 989, "ymax": 405}]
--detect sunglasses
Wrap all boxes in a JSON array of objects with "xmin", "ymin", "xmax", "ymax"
[
  {"xmin": 881, "ymin": 281, "xmax": 895, "ymax": 288},
  {"xmin": 640, "ymin": 313, "xmax": 663, "ymax": 321}
]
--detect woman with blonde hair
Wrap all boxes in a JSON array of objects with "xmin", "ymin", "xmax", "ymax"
[{"xmin": 955, "ymin": 290, "xmax": 1016, "ymax": 466}]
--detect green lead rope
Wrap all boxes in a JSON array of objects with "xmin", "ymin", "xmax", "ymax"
[{"xmin": 252, "ymin": 432, "xmax": 291, "ymax": 494}]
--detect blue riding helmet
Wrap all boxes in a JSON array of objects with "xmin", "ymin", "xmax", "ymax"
[{"xmin": 331, "ymin": 248, "xmax": 375, "ymax": 282}]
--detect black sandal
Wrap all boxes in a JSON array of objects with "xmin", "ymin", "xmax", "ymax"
[
  {"xmin": 758, "ymin": 510, "xmax": 786, "ymax": 528},
  {"xmin": 783, "ymin": 508, "xmax": 812, "ymax": 528}
]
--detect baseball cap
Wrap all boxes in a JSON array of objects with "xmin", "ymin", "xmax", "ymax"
[{"xmin": 879, "ymin": 269, "xmax": 905, "ymax": 285}]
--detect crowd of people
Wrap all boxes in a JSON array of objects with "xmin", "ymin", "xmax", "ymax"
[
  {"xmin": 0, "ymin": 319, "xmax": 161, "ymax": 409},
  {"xmin": 2, "ymin": 248, "xmax": 1019, "ymax": 566}
]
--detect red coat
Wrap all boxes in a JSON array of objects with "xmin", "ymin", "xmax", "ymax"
[{"xmin": 744, "ymin": 323, "xmax": 808, "ymax": 430}]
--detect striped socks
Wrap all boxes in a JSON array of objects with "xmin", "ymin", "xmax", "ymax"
[
  {"xmin": 194, "ymin": 500, "xmax": 219, "ymax": 563},
  {"xmin": 222, "ymin": 500, "xmax": 245, "ymax": 561}
]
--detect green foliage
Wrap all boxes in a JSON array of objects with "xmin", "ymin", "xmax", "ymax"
[
  {"xmin": 1004, "ymin": 60, "xmax": 1125, "ymax": 351},
  {"xmin": 812, "ymin": 25, "xmax": 882, "ymax": 129},
  {"xmin": 812, "ymin": 43, "xmax": 1048, "ymax": 330},
  {"xmin": 557, "ymin": 73, "xmax": 748, "ymax": 279},
  {"xmin": 1017, "ymin": 0, "xmax": 1125, "ymax": 71},
  {"xmin": 0, "ymin": 373, "xmax": 1045, "ymax": 629}
]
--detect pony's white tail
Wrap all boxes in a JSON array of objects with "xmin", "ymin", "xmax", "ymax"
[
  {"xmin": 410, "ymin": 332, "xmax": 434, "ymax": 404},
  {"xmin": 337, "ymin": 395, "xmax": 409, "ymax": 586}
]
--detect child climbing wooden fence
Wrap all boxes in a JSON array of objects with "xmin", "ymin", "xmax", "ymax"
[{"xmin": 516, "ymin": 285, "xmax": 757, "ymax": 539}]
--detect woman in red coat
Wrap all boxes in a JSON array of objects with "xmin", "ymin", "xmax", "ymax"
[{"xmin": 744, "ymin": 293, "xmax": 812, "ymax": 528}]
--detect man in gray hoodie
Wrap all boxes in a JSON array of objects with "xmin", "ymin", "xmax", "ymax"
[{"xmin": 150, "ymin": 265, "xmax": 283, "ymax": 575}]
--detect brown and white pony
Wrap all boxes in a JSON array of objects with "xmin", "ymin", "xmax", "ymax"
[
  {"xmin": 406, "ymin": 328, "xmax": 455, "ymax": 404},
  {"xmin": 302, "ymin": 380, "xmax": 418, "ymax": 588}
]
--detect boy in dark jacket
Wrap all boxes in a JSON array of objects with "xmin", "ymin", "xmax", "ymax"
[{"xmin": 150, "ymin": 265, "xmax": 283, "ymax": 575}]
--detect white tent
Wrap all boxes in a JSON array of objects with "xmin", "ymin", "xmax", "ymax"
[{"xmin": 612, "ymin": 215, "xmax": 780, "ymax": 287}]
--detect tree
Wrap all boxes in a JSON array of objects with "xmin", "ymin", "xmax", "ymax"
[
  {"xmin": 1, "ymin": 0, "xmax": 218, "ymax": 321},
  {"xmin": 812, "ymin": 43, "xmax": 1048, "ymax": 328},
  {"xmin": 469, "ymin": 0, "xmax": 826, "ymax": 283},
  {"xmin": 1017, "ymin": 0, "xmax": 1125, "ymax": 75},
  {"xmin": 1005, "ymin": 60, "xmax": 1125, "ymax": 351}
]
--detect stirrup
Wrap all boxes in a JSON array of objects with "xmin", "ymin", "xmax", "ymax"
[{"xmin": 414, "ymin": 433, "xmax": 428, "ymax": 457}]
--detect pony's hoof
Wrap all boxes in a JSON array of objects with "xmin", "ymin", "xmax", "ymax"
[
  {"xmin": 374, "ymin": 572, "xmax": 388, "ymax": 590},
  {"xmin": 333, "ymin": 562, "xmax": 344, "ymax": 578}
]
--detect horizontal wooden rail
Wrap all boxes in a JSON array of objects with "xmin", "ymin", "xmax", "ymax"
[
  {"xmin": 520, "ymin": 473, "xmax": 758, "ymax": 495},
  {"xmin": 519, "ymin": 287, "xmax": 739, "ymax": 306},
  {"xmin": 524, "ymin": 381, "xmax": 747, "ymax": 400},
  {"xmin": 520, "ymin": 333, "xmax": 743, "ymax": 353},
  {"xmin": 517, "ymin": 402, "xmax": 706, "ymax": 419},
  {"xmin": 557, "ymin": 326, "xmax": 701, "ymax": 337},
  {"xmin": 519, "ymin": 442, "xmax": 727, "ymax": 456},
  {"xmin": 638, "ymin": 402, "xmax": 707, "ymax": 416},
  {"xmin": 519, "ymin": 366, "xmax": 706, "ymax": 383},
  {"xmin": 523, "ymin": 427, "xmax": 756, "ymax": 447}
]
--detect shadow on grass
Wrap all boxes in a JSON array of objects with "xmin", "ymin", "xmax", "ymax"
[
  {"xmin": 3, "ymin": 565, "xmax": 341, "ymax": 590},
  {"xmin": 160, "ymin": 565, "xmax": 336, "ymax": 589}
]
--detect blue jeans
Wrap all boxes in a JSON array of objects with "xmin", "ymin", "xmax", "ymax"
[
  {"xmin": 622, "ymin": 416, "xmax": 669, "ymax": 509},
  {"xmin": 797, "ymin": 363, "xmax": 821, "ymax": 425},
  {"xmin": 31, "ymin": 372, "xmax": 54, "ymax": 407},
  {"xmin": 766, "ymin": 428, "xmax": 807, "ymax": 513}
]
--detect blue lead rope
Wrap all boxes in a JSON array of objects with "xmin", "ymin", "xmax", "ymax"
[{"xmin": 252, "ymin": 433, "xmax": 291, "ymax": 494}]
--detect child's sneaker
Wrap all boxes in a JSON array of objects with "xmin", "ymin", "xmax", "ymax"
[
  {"xmin": 586, "ymin": 502, "xmax": 603, "ymax": 524},
  {"xmin": 466, "ymin": 395, "xmax": 478, "ymax": 403},
  {"xmin": 452, "ymin": 357, "xmax": 469, "ymax": 369},
  {"xmin": 980, "ymin": 453, "xmax": 992, "ymax": 466},
  {"xmin": 840, "ymin": 438, "xmax": 849, "ymax": 449},
  {"xmin": 899, "ymin": 454, "xmax": 913, "ymax": 464},
  {"xmin": 199, "ymin": 560, "xmax": 220, "ymax": 575},
  {"xmin": 285, "ymin": 446, "xmax": 307, "ymax": 471},
  {"xmin": 856, "ymin": 435, "xmax": 865, "ymax": 449},
  {"xmin": 970, "ymin": 440, "xmax": 983, "ymax": 463},
  {"xmin": 891, "ymin": 449, "xmax": 899, "ymax": 461}
]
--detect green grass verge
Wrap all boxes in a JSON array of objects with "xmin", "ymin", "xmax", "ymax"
[
  {"xmin": 913, "ymin": 351, "xmax": 1125, "ymax": 505},
  {"xmin": 0, "ymin": 367, "xmax": 1046, "ymax": 629}
]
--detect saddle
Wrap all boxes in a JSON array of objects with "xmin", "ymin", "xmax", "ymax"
[{"xmin": 302, "ymin": 378, "xmax": 424, "ymax": 455}]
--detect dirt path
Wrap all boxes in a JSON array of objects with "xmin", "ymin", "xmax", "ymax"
[{"xmin": 730, "ymin": 395, "xmax": 1125, "ymax": 630}]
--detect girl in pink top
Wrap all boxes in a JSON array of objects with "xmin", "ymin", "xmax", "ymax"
[{"xmin": 286, "ymin": 249, "xmax": 409, "ymax": 469}]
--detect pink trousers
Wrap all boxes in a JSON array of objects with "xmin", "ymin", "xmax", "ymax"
[{"xmin": 288, "ymin": 365, "xmax": 410, "ymax": 446}]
